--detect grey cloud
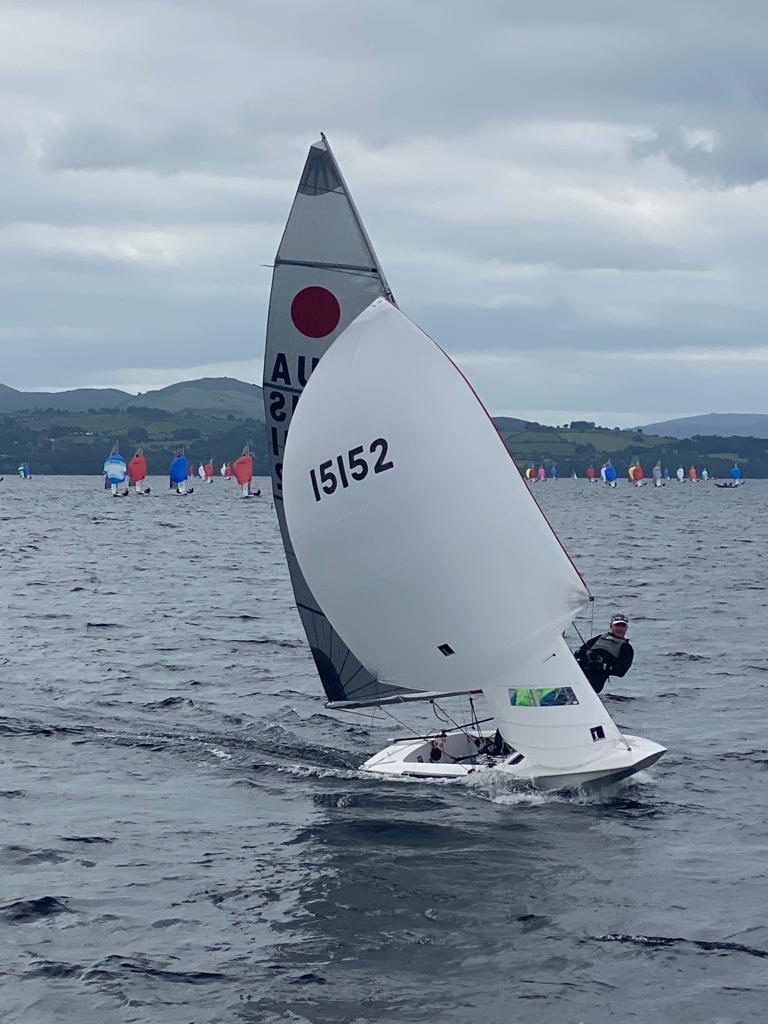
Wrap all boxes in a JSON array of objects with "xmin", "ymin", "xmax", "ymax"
[
  {"xmin": 632, "ymin": 123, "xmax": 768, "ymax": 187},
  {"xmin": 42, "ymin": 121, "xmax": 269, "ymax": 176},
  {"xmin": 413, "ymin": 302, "xmax": 768, "ymax": 359}
]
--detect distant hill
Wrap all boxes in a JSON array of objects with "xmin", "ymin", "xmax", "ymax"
[
  {"xmin": 124, "ymin": 378, "xmax": 264, "ymax": 420},
  {"xmin": 641, "ymin": 413, "xmax": 768, "ymax": 440},
  {"xmin": 493, "ymin": 416, "xmax": 531, "ymax": 432},
  {"xmin": 0, "ymin": 404, "xmax": 267, "ymax": 477},
  {"xmin": 0, "ymin": 377, "xmax": 264, "ymax": 422},
  {"xmin": 0, "ymin": 381, "xmax": 129, "ymax": 413}
]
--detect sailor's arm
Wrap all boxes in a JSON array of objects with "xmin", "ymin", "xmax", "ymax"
[{"xmin": 574, "ymin": 635, "xmax": 598, "ymax": 661}]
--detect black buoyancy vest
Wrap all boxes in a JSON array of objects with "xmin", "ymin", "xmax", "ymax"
[{"xmin": 589, "ymin": 633, "xmax": 627, "ymax": 661}]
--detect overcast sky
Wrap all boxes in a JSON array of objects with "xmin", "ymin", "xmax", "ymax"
[{"xmin": 2, "ymin": 0, "xmax": 767, "ymax": 427}]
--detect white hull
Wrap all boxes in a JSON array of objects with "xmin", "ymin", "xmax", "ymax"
[{"xmin": 360, "ymin": 729, "xmax": 665, "ymax": 790}]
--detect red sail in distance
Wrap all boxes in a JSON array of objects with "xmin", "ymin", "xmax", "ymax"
[
  {"xmin": 233, "ymin": 454, "xmax": 253, "ymax": 485},
  {"xmin": 128, "ymin": 453, "xmax": 147, "ymax": 483}
]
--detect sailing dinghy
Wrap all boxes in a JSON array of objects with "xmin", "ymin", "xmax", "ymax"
[
  {"xmin": 233, "ymin": 445, "xmax": 260, "ymax": 498},
  {"xmin": 104, "ymin": 446, "xmax": 128, "ymax": 497},
  {"xmin": 128, "ymin": 449, "xmax": 150, "ymax": 495},
  {"xmin": 266, "ymin": 137, "xmax": 665, "ymax": 790}
]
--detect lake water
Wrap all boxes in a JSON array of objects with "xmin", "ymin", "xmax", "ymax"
[{"xmin": 2, "ymin": 475, "xmax": 766, "ymax": 1024}]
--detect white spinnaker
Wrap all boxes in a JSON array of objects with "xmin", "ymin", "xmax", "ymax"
[{"xmin": 284, "ymin": 302, "xmax": 586, "ymax": 687}]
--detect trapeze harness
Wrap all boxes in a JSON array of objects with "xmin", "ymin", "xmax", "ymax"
[{"xmin": 578, "ymin": 632, "xmax": 631, "ymax": 693}]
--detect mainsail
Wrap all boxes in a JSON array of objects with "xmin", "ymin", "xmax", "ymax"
[
  {"xmin": 283, "ymin": 299, "xmax": 623, "ymax": 768},
  {"xmin": 264, "ymin": 136, "xmax": 413, "ymax": 705}
]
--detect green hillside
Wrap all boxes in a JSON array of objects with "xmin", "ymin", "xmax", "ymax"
[
  {"xmin": 495, "ymin": 420, "xmax": 768, "ymax": 478},
  {"xmin": 2, "ymin": 403, "xmax": 767, "ymax": 477},
  {"xmin": 0, "ymin": 376, "xmax": 264, "ymax": 421},
  {"xmin": 0, "ymin": 406, "xmax": 267, "ymax": 476},
  {"xmin": 124, "ymin": 378, "xmax": 264, "ymax": 420}
]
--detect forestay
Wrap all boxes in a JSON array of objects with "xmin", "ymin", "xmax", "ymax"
[{"xmin": 264, "ymin": 136, "xmax": 412, "ymax": 705}]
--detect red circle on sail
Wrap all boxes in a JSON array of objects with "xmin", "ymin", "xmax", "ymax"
[{"xmin": 291, "ymin": 287, "xmax": 341, "ymax": 338}]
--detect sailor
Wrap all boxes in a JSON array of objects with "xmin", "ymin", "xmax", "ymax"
[
  {"xmin": 574, "ymin": 613, "xmax": 634, "ymax": 694},
  {"xmin": 429, "ymin": 738, "xmax": 453, "ymax": 762}
]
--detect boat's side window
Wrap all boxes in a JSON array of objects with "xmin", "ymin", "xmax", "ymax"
[{"xmin": 508, "ymin": 687, "xmax": 578, "ymax": 707}]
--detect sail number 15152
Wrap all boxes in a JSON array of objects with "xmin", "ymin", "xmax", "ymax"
[{"xmin": 309, "ymin": 438, "xmax": 394, "ymax": 502}]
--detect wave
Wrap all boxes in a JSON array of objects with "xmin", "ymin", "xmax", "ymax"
[
  {"xmin": 594, "ymin": 932, "xmax": 768, "ymax": 959},
  {"xmin": 26, "ymin": 959, "xmax": 82, "ymax": 979},
  {"xmin": 81, "ymin": 954, "xmax": 229, "ymax": 985},
  {"xmin": 59, "ymin": 835, "xmax": 113, "ymax": 844},
  {"xmin": 0, "ymin": 717, "xmax": 87, "ymax": 737},
  {"xmin": 0, "ymin": 896, "xmax": 73, "ymax": 923},
  {"xmin": 142, "ymin": 696, "xmax": 193, "ymax": 711},
  {"xmin": 0, "ymin": 846, "xmax": 68, "ymax": 866}
]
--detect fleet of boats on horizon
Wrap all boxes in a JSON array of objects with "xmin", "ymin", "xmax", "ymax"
[
  {"xmin": 8, "ymin": 453, "xmax": 745, "ymax": 496},
  {"xmin": 97, "ymin": 443, "xmax": 262, "ymax": 498},
  {"xmin": 8, "ymin": 456, "xmax": 746, "ymax": 491},
  {"xmin": 525, "ymin": 459, "xmax": 744, "ymax": 487}
]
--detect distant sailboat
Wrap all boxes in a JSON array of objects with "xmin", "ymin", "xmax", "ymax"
[
  {"xmin": 204, "ymin": 459, "xmax": 214, "ymax": 483},
  {"xmin": 586, "ymin": 465, "xmax": 596, "ymax": 483},
  {"xmin": 688, "ymin": 465, "xmax": 698, "ymax": 482},
  {"xmin": 232, "ymin": 445, "xmax": 260, "ymax": 498},
  {"xmin": 103, "ymin": 445, "xmax": 128, "ymax": 497},
  {"xmin": 652, "ymin": 460, "xmax": 663, "ymax": 487},
  {"xmin": 127, "ymin": 449, "xmax": 150, "ymax": 495},
  {"xmin": 197, "ymin": 463, "xmax": 206, "ymax": 481},
  {"xmin": 170, "ymin": 451, "xmax": 193, "ymax": 494},
  {"xmin": 717, "ymin": 464, "xmax": 743, "ymax": 489},
  {"xmin": 676, "ymin": 466, "xmax": 685, "ymax": 482},
  {"xmin": 604, "ymin": 461, "xmax": 617, "ymax": 487},
  {"xmin": 18, "ymin": 462, "xmax": 31, "ymax": 480},
  {"xmin": 269, "ymin": 136, "xmax": 665, "ymax": 789}
]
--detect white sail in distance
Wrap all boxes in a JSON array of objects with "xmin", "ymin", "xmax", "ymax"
[{"xmin": 282, "ymin": 299, "xmax": 622, "ymax": 765}]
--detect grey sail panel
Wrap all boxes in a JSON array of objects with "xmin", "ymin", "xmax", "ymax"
[{"xmin": 264, "ymin": 137, "xmax": 410, "ymax": 705}]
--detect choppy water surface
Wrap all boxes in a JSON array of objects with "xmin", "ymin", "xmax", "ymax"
[{"xmin": 2, "ymin": 475, "xmax": 766, "ymax": 1024}]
